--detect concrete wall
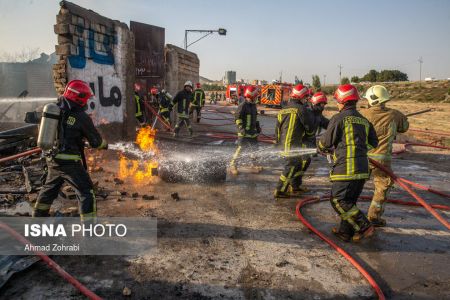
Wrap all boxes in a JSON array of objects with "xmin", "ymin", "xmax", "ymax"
[
  {"xmin": 53, "ymin": 1, "xmax": 135, "ymax": 141},
  {"xmin": 165, "ymin": 44, "xmax": 199, "ymax": 96},
  {"xmin": 0, "ymin": 54, "xmax": 57, "ymax": 98}
]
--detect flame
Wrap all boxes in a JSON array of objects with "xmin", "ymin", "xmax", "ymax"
[
  {"xmin": 136, "ymin": 126, "xmax": 158, "ymax": 153},
  {"xmin": 118, "ymin": 126, "xmax": 159, "ymax": 184}
]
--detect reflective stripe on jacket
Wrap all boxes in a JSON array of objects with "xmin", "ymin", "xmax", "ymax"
[
  {"xmin": 275, "ymin": 101, "xmax": 311, "ymax": 157},
  {"xmin": 318, "ymin": 106, "xmax": 378, "ymax": 181},
  {"xmin": 360, "ymin": 106, "xmax": 409, "ymax": 162},
  {"xmin": 235, "ymin": 101, "xmax": 258, "ymax": 138}
]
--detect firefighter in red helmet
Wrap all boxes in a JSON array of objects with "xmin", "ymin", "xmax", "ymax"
[
  {"xmin": 189, "ymin": 83, "xmax": 206, "ymax": 123},
  {"xmin": 318, "ymin": 84, "xmax": 378, "ymax": 242},
  {"xmin": 33, "ymin": 80, "xmax": 108, "ymax": 221},
  {"xmin": 229, "ymin": 86, "xmax": 262, "ymax": 175},
  {"xmin": 274, "ymin": 84, "xmax": 314, "ymax": 198}
]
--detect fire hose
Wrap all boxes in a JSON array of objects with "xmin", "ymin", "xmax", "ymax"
[
  {"xmin": 143, "ymin": 102, "xmax": 173, "ymax": 131},
  {"xmin": 0, "ymin": 222, "xmax": 102, "ymax": 300},
  {"xmin": 296, "ymin": 195, "xmax": 450, "ymax": 300},
  {"xmin": 368, "ymin": 158, "xmax": 450, "ymax": 230},
  {"xmin": 0, "ymin": 147, "xmax": 42, "ymax": 164},
  {"xmin": 296, "ymin": 142, "xmax": 450, "ymax": 299}
]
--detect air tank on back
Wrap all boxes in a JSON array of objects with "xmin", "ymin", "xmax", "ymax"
[{"xmin": 37, "ymin": 103, "xmax": 61, "ymax": 150}]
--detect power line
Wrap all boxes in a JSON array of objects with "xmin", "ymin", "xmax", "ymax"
[
  {"xmin": 338, "ymin": 64, "xmax": 343, "ymax": 82},
  {"xmin": 418, "ymin": 56, "xmax": 423, "ymax": 87}
]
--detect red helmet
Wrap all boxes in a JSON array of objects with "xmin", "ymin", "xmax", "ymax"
[
  {"xmin": 290, "ymin": 84, "xmax": 309, "ymax": 99},
  {"xmin": 196, "ymin": 83, "xmax": 201, "ymax": 88},
  {"xmin": 334, "ymin": 84, "xmax": 360, "ymax": 103},
  {"xmin": 150, "ymin": 87, "xmax": 159, "ymax": 95},
  {"xmin": 244, "ymin": 86, "xmax": 258, "ymax": 100},
  {"xmin": 134, "ymin": 83, "xmax": 141, "ymax": 91},
  {"xmin": 310, "ymin": 92, "xmax": 328, "ymax": 105},
  {"xmin": 63, "ymin": 80, "xmax": 93, "ymax": 107}
]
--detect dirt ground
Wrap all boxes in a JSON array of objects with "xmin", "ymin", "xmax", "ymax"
[{"xmin": 1, "ymin": 100, "xmax": 449, "ymax": 299}]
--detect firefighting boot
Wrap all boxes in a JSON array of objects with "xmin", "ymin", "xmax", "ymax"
[
  {"xmin": 290, "ymin": 186, "xmax": 308, "ymax": 196},
  {"xmin": 331, "ymin": 227, "xmax": 352, "ymax": 243},
  {"xmin": 369, "ymin": 218, "xmax": 387, "ymax": 227},
  {"xmin": 274, "ymin": 189, "xmax": 290, "ymax": 199},
  {"xmin": 229, "ymin": 165, "xmax": 239, "ymax": 176},
  {"xmin": 352, "ymin": 225, "xmax": 375, "ymax": 242}
]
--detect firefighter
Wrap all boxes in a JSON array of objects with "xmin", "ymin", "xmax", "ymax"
[
  {"xmin": 292, "ymin": 91, "xmax": 331, "ymax": 193},
  {"xmin": 318, "ymin": 84, "xmax": 378, "ymax": 242},
  {"xmin": 229, "ymin": 86, "xmax": 262, "ymax": 175},
  {"xmin": 158, "ymin": 89, "xmax": 173, "ymax": 126},
  {"xmin": 172, "ymin": 81, "xmax": 194, "ymax": 137},
  {"xmin": 134, "ymin": 83, "xmax": 145, "ymax": 125},
  {"xmin": 274, "ymin": 84, "xmax": 313, "ymax": 198},
  {"xmin": 189, "ymin": 83, "xmax": 206, "ymax": 123},
  {"xmin": 210, "ymin": 92, "xmax": 216, "ymax": 104},
  {"xmin": 33, "ymin": 80, "xmax": 108, "ymax": 221},
  {"xmin": 361, "ymin": 85, "xmax": 409, "ymax": 227}
]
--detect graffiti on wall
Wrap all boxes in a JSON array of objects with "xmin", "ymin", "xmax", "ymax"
[{"xmin": 66, "ymin": 16, "xmax": 123, "ymax": 125}]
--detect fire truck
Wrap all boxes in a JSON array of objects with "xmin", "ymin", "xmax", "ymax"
[
  {"xmin": 226, "ymin": 84, "xmax": 245, "ymax": 104},
  {"xmin": 226, "ymin": 84, "xmax": 261, "ymax": 104},
  {"xmin": 260, "ymin": 83, "xmax": 292, "ymax": 107}
]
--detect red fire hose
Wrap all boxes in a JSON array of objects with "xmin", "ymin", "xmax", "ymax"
[
  {"xmin": 393, "ymin": 142, "xmax": 450, "ymax": 155},
  {"xmin": 296, "ymin": 195, "xmax": 450, "ymax": 300},
  {"xmin": 0, "ymin": 222, "xmax": 102, "ymax": 300},
  {"xmin": 369, "ymin": 158, "xmax": 450, "ymax": 230},
  {"xmin": 0, "ymin": 147, "xmax": 42, "ymax": 164},
  {"xmin": 143, "ymin": 102, "xmax": 173, "ymax": 131},
  {"xmin": 296, "ymin": 140, "xmax": 450, "ymax": 299}
]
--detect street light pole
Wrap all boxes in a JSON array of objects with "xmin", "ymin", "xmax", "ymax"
[{"xmin": 184, "ymin": 28, "xmax": 227, "ymax": 50}]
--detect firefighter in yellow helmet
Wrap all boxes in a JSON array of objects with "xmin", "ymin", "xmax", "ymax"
[{"xmin": 361, "ymin": 85, "xmax": 409, "ymax": 227}]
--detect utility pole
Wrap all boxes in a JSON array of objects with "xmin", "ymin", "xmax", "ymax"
[
  {"xmin": 338, "ymin": 64, "xmax": 343, "ymax": 83},
  {"xmin": 184, "ymin": 28, "xmax": 227, "ymax": 50},
  {"xmin": 418, "ymin": 56, "xmax": 423, "ymax": 87},
  {"xmin": 323, "ymin": 74, "xmax": 327, "ymax": 86}
]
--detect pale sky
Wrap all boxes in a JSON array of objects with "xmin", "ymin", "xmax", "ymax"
[{"xmin": 1, "ymin": 0, "xmax": 449, "ymax": 84}]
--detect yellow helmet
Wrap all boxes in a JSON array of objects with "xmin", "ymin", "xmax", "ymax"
[{"xmin": 364, "ymin": 85, "xmax": 390, "ymax": 106}]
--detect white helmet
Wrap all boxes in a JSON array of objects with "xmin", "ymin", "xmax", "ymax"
[
  {"xmin": 184, "ymin": 81, "xmax": 193, "ymax": 88},
  {"xmin": 364, "ymin": 85, "xmax": 390, "ymax": 106}
]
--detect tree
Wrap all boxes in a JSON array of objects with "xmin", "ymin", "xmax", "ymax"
[
  {"xmin": 351, "ymin": 76, "xmax": 360, "ymax": 83},
  {"xmin": 362, "ymin": 69, "xmax": 379, "ymax": 82},
  {"xmin": 0, "ymin": 47, "xmax": 40, "ymax": 63},
  {"xmin": 361, "ymin": 69, "xmax": 408, "ymax": 82},
  {"xmin": 312, "ymin": 75, "xmax": 321, "ymax": 90},
  {"xmin": 340, "ymin": 77, "xmax": 350, "ymax": 85}
]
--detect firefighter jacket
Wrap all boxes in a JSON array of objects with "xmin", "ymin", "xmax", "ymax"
[
  {"xmin": 235, "ymin": 100, "xmax": 259, "ymax": 139},
  {"xmin": 304, "ymin": 105, "xmax": 329, "ymax": 148},
  {"xmin": 158, "ymin": 92, "xmax": 172, "ymax": 113},
  {"xmin": 275, "ymin": 101, "xmax": 313, "ymax": 157},
  {"xmin": 192, "ymin": 88, "xmax": 206, "ymax": 107},
  {"xmin": 135, "ymin": 92, "xmax": 143, "ymax": 117},
  {"xmin": 318, "ymin": 106, "xmax": 378, "ymax": 181},
  {"xmin": 360, "ymin": 106, "xmax": 408, "ymax": 162},
  {"xmin": 172, "ymin": 89, "xmax": 193, "ymax": 118},
  {"xmin": 54, "ymin": 97, "xmax": 106, "ymax": 161}
]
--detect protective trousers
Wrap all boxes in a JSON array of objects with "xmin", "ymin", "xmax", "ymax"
[
  {"xmin": 230, "ymin": 137, "xmax": 258, "ymax": 168},
  {"xmin": 368, "ymin": 161, "xmax": 393, "ymax": 221},
  {"xmin": 174, "ymin": 116, "xmax": 193, "ymax": 136},
  {"xmin": 189, "ymin": 105, "xmax": 202, "ymax": 122},
  {"xmin": 330, "ymin": 179, "xmax": 371, "ymax": 236},
  {"xmin": 276, "ymin": 156, "xmax": 311, "ymax": 193},
  {"xmin": 33, "ymin": 159, "xmax": 96, "ymax": 221}
]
